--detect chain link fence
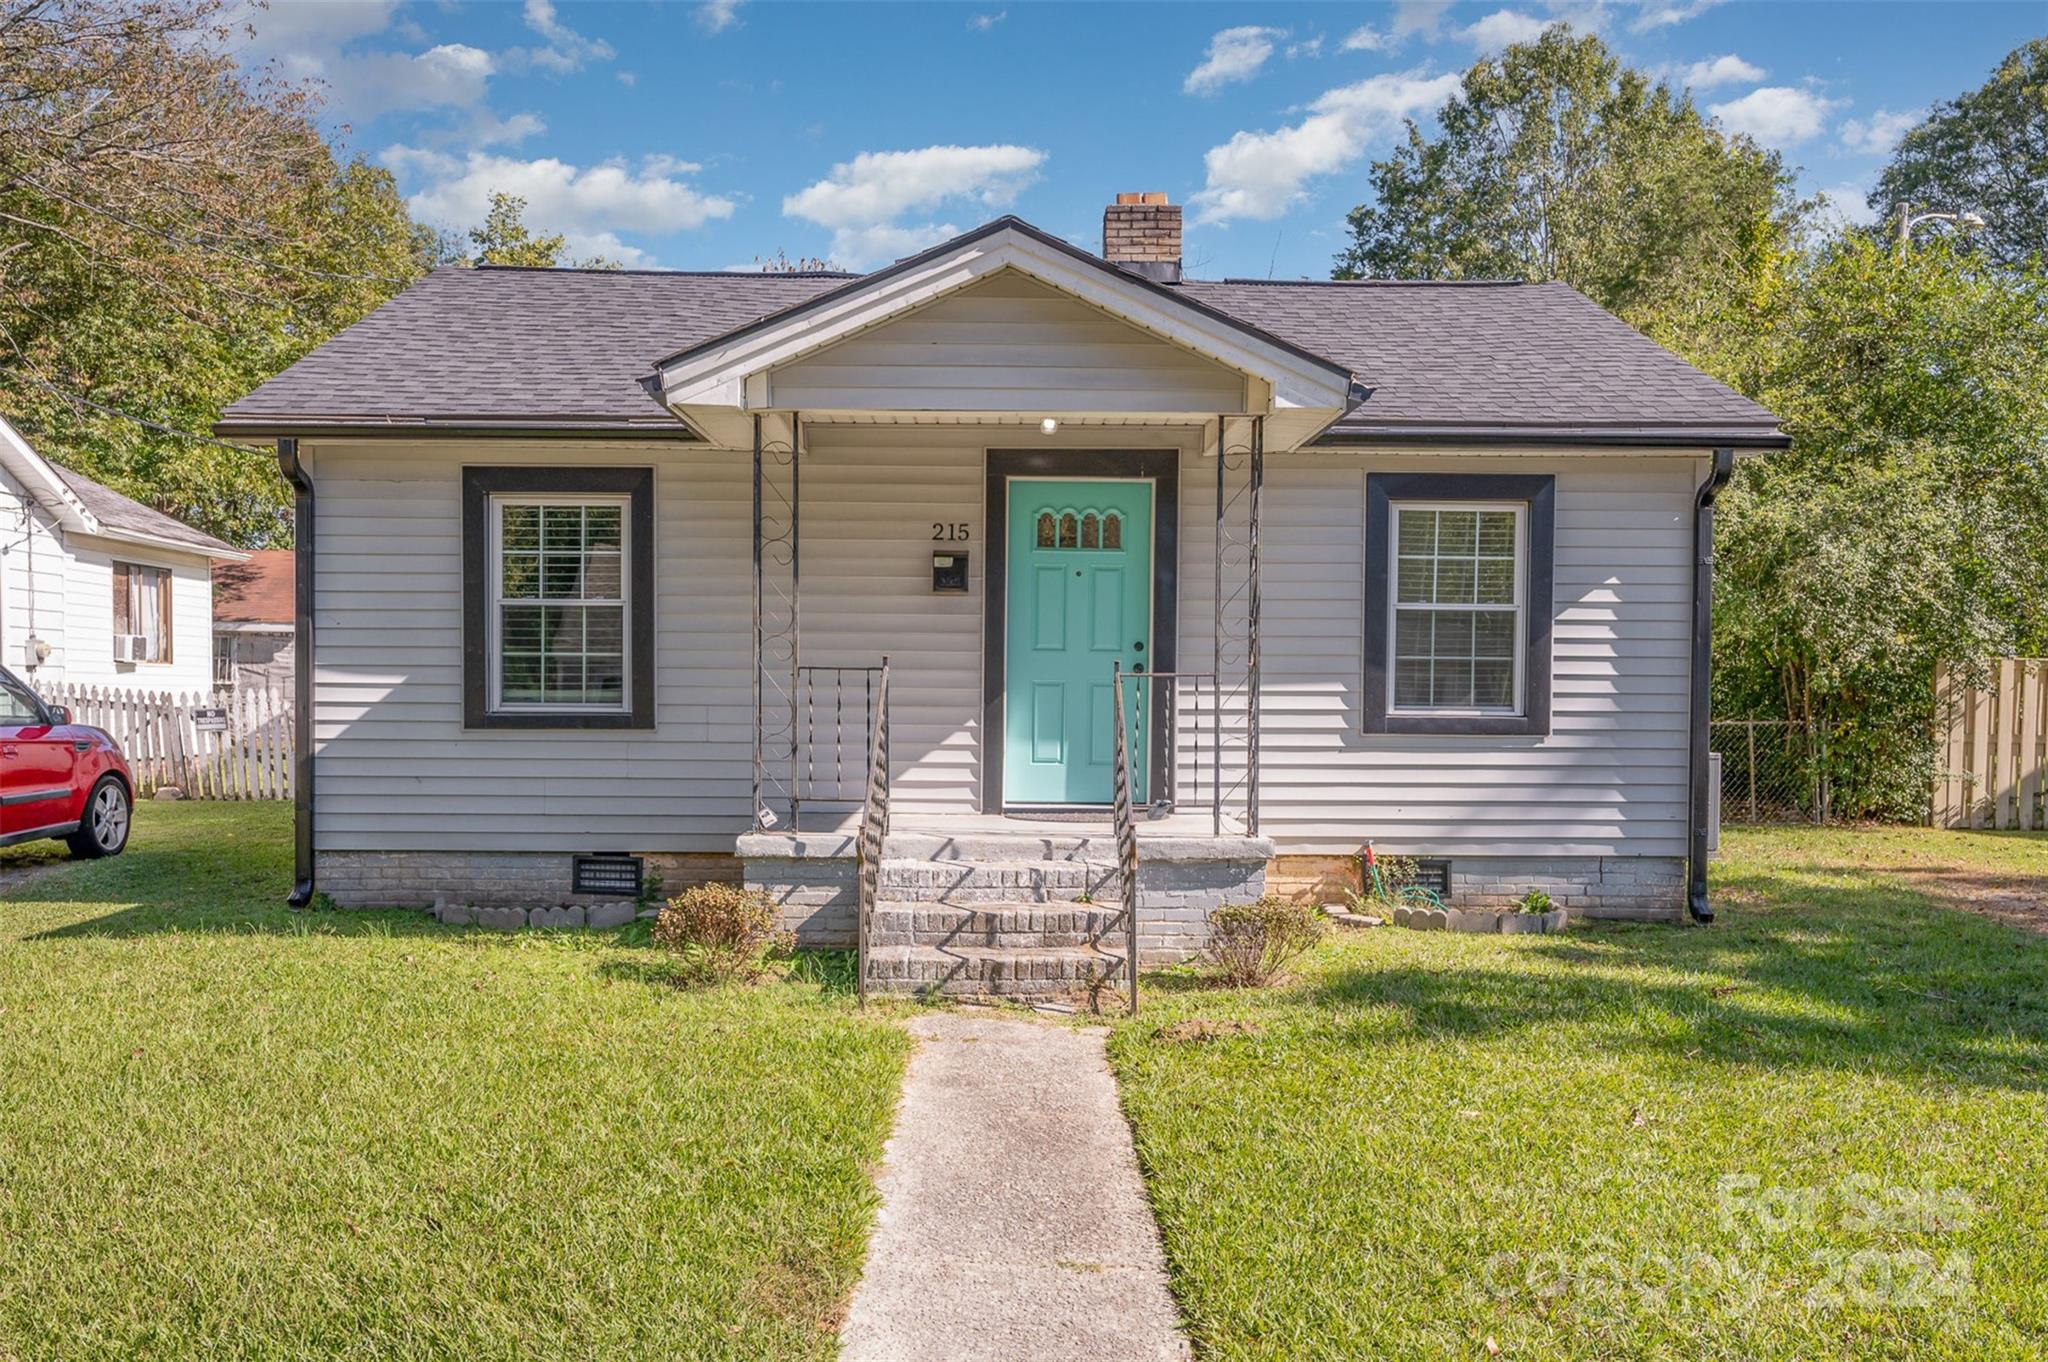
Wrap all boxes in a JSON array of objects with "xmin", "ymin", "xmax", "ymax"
[{"xmin": 1713, "ymin": 718, "xmax": 1835, "ymax": 825}]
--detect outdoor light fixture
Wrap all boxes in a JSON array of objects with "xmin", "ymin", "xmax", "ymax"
[
  {"xmin": 1898, "ymin": 206, "xmax": 1987, "ymax": 246},
  {"xmin": 1040, "ymin": 417, "xmax": 1059, "ymax": 435}
]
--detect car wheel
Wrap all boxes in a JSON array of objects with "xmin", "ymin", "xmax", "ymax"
[{"xmin": 67, "ymin": 777, "xmax": 131, "ymax": 859}]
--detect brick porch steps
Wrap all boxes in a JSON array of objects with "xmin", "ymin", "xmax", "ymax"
[
  {"xmin": 864, "ymin": 941, "xmax": 1128, "ymax": 998},
  {"xmin": 870, "ymin": 902, "xmax": 1118, "ymax": 949},
  {"xmin": 877, "ymin": 857, "xmax": 1117, "ymax": 905}
]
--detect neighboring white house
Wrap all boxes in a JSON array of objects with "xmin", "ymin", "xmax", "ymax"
[
  {"xmin": 211, "ymin": 549, "xmax": 295, "ymax": 688},
  {"xmin": 219, "ymin": 196, "xmax": 1788, "ymax": 991},
  {"xmin": 0, "ymin": 416, "xmax": 246, "ymax": 696}
]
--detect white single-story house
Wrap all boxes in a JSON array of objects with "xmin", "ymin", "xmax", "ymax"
[
  {"xmin": 0, "ymin": 416, "xmax": 244, "ymax": 696},
  {"xmin": 218, "ymin": 195, "xmax": 1785, "ymax": 993},
  {"xmin": 212, "ymin": 549, "xmax": 295, "ymax": 689}
]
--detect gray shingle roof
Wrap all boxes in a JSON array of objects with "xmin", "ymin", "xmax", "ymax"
[
  {"xmin": 219, "ymin": 246, "xmax": 1782, "ymax": 445},
  {"xmin": 53, "ymin": 464, "xmax": 239, "ymax": 555}
]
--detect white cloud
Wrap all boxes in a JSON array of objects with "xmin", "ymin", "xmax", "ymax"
[
  {"xmin": 616, "ymin": 71, "xmax": 636, "ymax": 87},
  {"xmin": 386, "ymin": 148, "xmax": 738, "ymax": 266},
  {"xmin": 1818, "ymin": 183, "xmax": 1878, "ymax": 228},
  {"xmin": 1461, "ymin": 10, "xmax": 1556, "ymax": 52},
  {"xmin": 695, "ymin": 0, "xmax": 744, "ymax": 33},
  {"xmin": 1839, "ymin": 107, "xmax": 1922, "ymax": 156},
  {"xmin": 1394, "ymin": 1, "xmax": 1453, "ymax": 40},
  {"xmin": 1341, "ymin": 25, "xmax": 1389, "ymax": 51},
  {"xmin": 970, "ymin": 10, "xmax": 1005, "ymax": 31},
  {"xmin": 1670, "ymin": 54, "xmax": 1764, "ymax": 90},
  {"xmin": 470, "ymin": 110, "xmax": 546, "ymax": 146},
  {"xmin": 1184, "ymin": 26, "xmax": 1284, "ymax": 96},
  {"xmin": 1287, "ymin": 35, "xmax": 1324, "ymax": 59},
  {"xmin": 1709, "ymin": 85, "xmax": 1842, "ymax": 147},
  {"xmin": 269, "ymin": 42, "xmax": 498, "ymax": 123},
  {"xmin": 1632, "ymin": 0, "xmax": 1722, "ymax": 30},
  {"xmin": 782, "ymin": 144, "xmax": 1047, "ymax": 267},
  {"xmin": 520, "ymin": 0, "xmax": 614, "ymax": 72},
  {"xmin": 1189, "ymin": 71, "xmax": 1461, "ymax": 224},
  {"xmin": 235, "ymin": 0, "xmax": 402, "ymax": 50}
]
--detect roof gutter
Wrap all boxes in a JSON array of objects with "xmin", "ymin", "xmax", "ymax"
[
  {"xmin": 1687, "ymin": 447, "xmax": 1736, "ymax": 924},
  {"xmin": 275, "ymin": 438, "xmax": 316, "ymax": 909}
]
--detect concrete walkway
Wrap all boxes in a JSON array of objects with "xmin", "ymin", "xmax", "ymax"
[{"xmin": 839, "ymin": 1010, "xmax": 1190, "ymax": 1362}]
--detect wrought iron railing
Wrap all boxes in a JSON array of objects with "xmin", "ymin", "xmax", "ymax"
[
  {"xmin": 855, "ymin": 657, "xmax": 890, "ymax": 1008},
  {"xmin": 791, "ymin": 664, "xmax": 884, "ymax": 832},
  {"xmin": 1110, "ymin": 663, "xmax": 1142, "ymax": 1015}
]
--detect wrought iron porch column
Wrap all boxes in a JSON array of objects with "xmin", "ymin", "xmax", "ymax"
[
  {"xmin": 752, "ymin": 413, "xmax": 801, "ymax": 831},
  {"xmin": 1214, "ymin": 414, "xmax": 1264, "ymax": 836}
]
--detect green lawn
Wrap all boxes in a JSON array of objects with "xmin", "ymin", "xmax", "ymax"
[
  {"xmin": 1109, "ymin": 827, "xmax": 2048, "ymax": 1361},
  {"xmin": 0, "ymin": 803, "xmax": 909, "ymax": 1361}
]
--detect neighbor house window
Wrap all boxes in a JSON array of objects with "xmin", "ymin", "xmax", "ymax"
[
  {"xmin": 112, "ymin": 562, "xmax": 172, "ymax": 663},
  {"xmin": 462, "ymin": 467, "xmax": 654, "ymax": 730},
  {"xmin": 490, "ymin": 499, "xmax": 628, "ymax": 711},
  {"xmin": 1364, "ymin": 473, "xmax": 1554, "ymax": 736}
]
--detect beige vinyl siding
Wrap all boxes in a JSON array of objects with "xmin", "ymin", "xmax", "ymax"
[
  {"xmin": 307, "ymin": 432, "xmax": 1699, "ymax": 861},
  {"xmin": 769, "ymin": 272, "xmax": 1247, "ymax": 415}
]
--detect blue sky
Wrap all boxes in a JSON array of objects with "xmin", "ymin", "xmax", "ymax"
[{"xmin": 234, "ymin": 1, "xmax": 2044, "ymax": 278}]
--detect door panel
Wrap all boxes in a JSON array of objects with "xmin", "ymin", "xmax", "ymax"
[
  {"xmin": 0, "ymin": 678, "xmax": 74, "ymax": 837},
  {"xmin": 1004, "ymin": 478, "xmax": 1152, "ymax": 806}
]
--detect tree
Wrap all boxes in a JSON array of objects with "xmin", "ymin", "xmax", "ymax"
[
  {"xmin": 0, "ymin": 0, "xmax": 436, "ymax": 545},
  {"xmin": 1871, "ymin": 39, "xmax": 2048, "ymax": 268},
  {"xmin": 462, "ymin": 193, "xmax": 618, "ymax": 269},
  {"xmin": 1334, "ymin": 27, "xmax": 1806, "ymax": 351},
  {"xmin": 1710, "ymin": 238, "xmax": 2048, "ymax": 816}
]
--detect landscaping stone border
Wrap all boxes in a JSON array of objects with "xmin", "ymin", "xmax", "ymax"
[
  {"xmin": 431, "ymin": 897, "xmax": 649, "ymax": 930},
  {"xmin": 1390, "ymin": 904, "xmax": 1568, "ymax": 934}
]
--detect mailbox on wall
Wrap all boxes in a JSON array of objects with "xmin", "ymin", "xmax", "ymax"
[{"xmin": 932, "ymin": 551, "xmax": 969, "ymax": 593}]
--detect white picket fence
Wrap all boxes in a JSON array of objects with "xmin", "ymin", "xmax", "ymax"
[{"xmin": 42, "ymin": 683, "xmax": 294, "ymax": 800}]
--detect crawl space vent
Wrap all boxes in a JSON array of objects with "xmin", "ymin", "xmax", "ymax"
[
  {"xmin": 1411, "ymin": 859, "xmax": 1452, "ymax": 897},
  {"xmin": 573, "ymin": 854, "xmax": 644, "ymax": 897}
]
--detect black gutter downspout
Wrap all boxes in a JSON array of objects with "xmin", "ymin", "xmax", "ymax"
[
  {"xmin": 275, "ymin": 438, "xmax": 316, "ymax": 908},
  {"xmin": 1688, "ymin": 448, "xmax": 1736, "ymax": 924}
]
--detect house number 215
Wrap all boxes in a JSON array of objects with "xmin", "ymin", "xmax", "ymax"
[{"xmin": 931, "ymin": 522, "xmax": 970, "ymax": 542}]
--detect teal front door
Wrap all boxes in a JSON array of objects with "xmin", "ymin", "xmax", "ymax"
[{"xmin": 1003, "ymin": 478, "xmax": 1153, "ymax": 806}]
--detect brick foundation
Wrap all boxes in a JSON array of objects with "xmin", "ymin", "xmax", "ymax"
[
  {"xmin": 315, "ymin": 849, "xmax": 738, "ymax": 910},
  {"xmin": 1268, "ymin": 852, "xmax": 1686, "ymax": 921}
]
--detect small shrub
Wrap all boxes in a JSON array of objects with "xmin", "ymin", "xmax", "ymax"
[
  {"xmin": 651, "ymin": 884, "xmax": 788, "ymax": 983},
  {"xmin": 1517, "ymin": 890, "xmax": 1553, "ymax": 915},
  {"xmin": 1206, "ymin": 897, "xmax": 1326, "ymax": 988},
  {"xmin": 1367, "ymin": 853, "xmax": 1420, "ymax": 906}
]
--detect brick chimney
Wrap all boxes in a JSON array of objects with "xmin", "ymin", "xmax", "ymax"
[{"xmin": 1102, "ymin": 192, "xmax": 1182, "ymax": 284}]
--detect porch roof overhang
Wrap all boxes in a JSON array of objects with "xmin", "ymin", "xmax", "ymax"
[{"xmin": 645, "ymin": 217, "xmax": 1363, "ymax": 451}]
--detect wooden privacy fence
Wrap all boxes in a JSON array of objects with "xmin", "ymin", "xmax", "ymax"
[
  {"xmin": 1933, "ymin": 660, "xmax": 2048, "ymax": 829},
  {"xmin": 42, "ymin": 683, "xmax": 293, "ymax": 801}
]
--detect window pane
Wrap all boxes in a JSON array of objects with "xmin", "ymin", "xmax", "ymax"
[
  {"xmin": 545, "ymin": 654, "xmax": 585, "ymax": 703},
  {"xmin": 501, "ymin": 553, "xmax": 540, "ymax": 599},
  {"xmin": 1437, "ymin": 511, "xmax": 1477, "ymax": 555},
  {"xmin": 585, "ymin": 607, "xmax": 624, "ymax": 653},
  {"xmin": 1396, "ymin": 509, "xmax": 1435, "ymax": 555},
  {"xmin": 1477, "ymin": 511, "xmax": 1516, "ymax": 555},
  {"xmin": 1036, "ymin": 513, "xmax": 1055, "ymax": 548},
  {"xmin": 503, "ymin": 505, "xmax": 540, "ymax": 550},
  {"xmin": 1435, "ymin": 559, "xmax": 1476, "ymax": 604},
  {"xmin": 502, "ymin": 605, "xmax": 543, "ymax": 652},
  {"xmin": 542, "ymin": 505, "xmax": 584, "ymax": 550},
  {"xmin": 1394, "ymin": 658, "xmax": 1432, "ymax": 707},
  {"xmin": 1080, "ymin": 513, "xmax": 1099, "ymax": 549},
  {"xmin": 1474, "ymin": 660, "xmax": 1515, "ymax": 709},
  {"xmin": 1396, "ymin": 557, "xmax": 1434, "ymax": 603},
  {"xmin": 501, "ymin": 652, "xmax": 543, "ymax": 703},
  {"xmin": 1058, "ymin": 513, "xmax": 1077, "ymax": 549},
  {"xmin": 583, "ymin": 553, "xmax": 622, "ymax": 600},
  {"xmin": 1474, "ymin": 610, "xmax": 1518, "ymax": 658},
  {"xmin": 542, "ymin": 605, "xmax": 584, "ymax": 650},
  {"xmin": 1434, "ymin": 610, "xmax": 1473, "ymax": 655},
  {"xmin": 1476, "ymin": 559, "xmax": 1516, "ymax": 605},
  {"xmin": 586, "ymin": 652, "xmax": 625, "ymax": 703},
  {"xmin": 541, "ymin": 554, "xmax": 584, "ymax": 598},
  {"xmin": 1102, "ymin": 514, "xmax": 1122, "ymax": 549},
  {"xmin": 1394, "ymin": 610, "xmax": 1433, "ymax": 657},
  {"xmin": 585, "ymin": 505, "xmax": 622, "ymax": 549},
  {"xmin": 1431, "ymin": 658, "xmax": 1474, "ymax": 708}
]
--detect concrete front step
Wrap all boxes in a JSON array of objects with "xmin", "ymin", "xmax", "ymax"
[
  {"xmin": 865, "ymin": 943, "xmax": 1128, "ymax": 998},
  {"xmin": 878, "ymin": 858, "xmax": 1118, "ymax": 905},
  {"xmin": 870, "ymin": 901, "xmax": 1123, "ymax": 948}
]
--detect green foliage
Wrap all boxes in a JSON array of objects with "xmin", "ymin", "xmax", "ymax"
[
  {"xmin": 651, "ymin": 882, "xmax": 790, "ymax": 983},
  {"xmin": 1871, "ymin": 39, "xmax": 2048, "ymax": 268},
  {"xmin": 1709, "ymin": 237, "xmax": 2048, "ymax": 817},
  {"xmin": 1206, "ymin": 897, "xmax": 1326, "ymax": 988},
  {"xmin": 1516, "ymin": 890, "xmax": 1552, "ymax": 915},
  {"xmin": 1335, "ymin": 27, "xmax": 1805, "ymax": 349},
  {"xmin": 463, "ymin": 192, "xmax": 621, "ymax": 270}
]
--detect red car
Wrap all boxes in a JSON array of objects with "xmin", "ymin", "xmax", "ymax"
[{"xmin": 0, "ymin": 665, "xmax": 132, "ymax": 858}]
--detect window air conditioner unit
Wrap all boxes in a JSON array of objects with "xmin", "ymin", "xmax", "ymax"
[{"xmin": 113, "ymin": 634, "xmax": 148, "ymax": 663}]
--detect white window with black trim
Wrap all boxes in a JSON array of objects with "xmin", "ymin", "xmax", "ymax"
[
  {"xmin": 463, "ymin": 467, "xmax": 654, "ymax": 730},
  {"xmin": 1391, "ymin": 502, "xmax": 1524, "ymax": 714},
  {"xmin": 1364, "ymin": 473, "xmax": 1553, "ymax": 736},
  {"xmin": 489, "ymin": 498, "xmax": 629, "ymax": 712}
]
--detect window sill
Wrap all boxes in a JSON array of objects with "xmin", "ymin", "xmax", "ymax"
[
  {"xmin": 1367, "ymin": 712, "xmax": 1550, "ymax": 737},
  {"xmin": 468, "ymin": 711, "xmax": 650, "ymax": 731}
]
